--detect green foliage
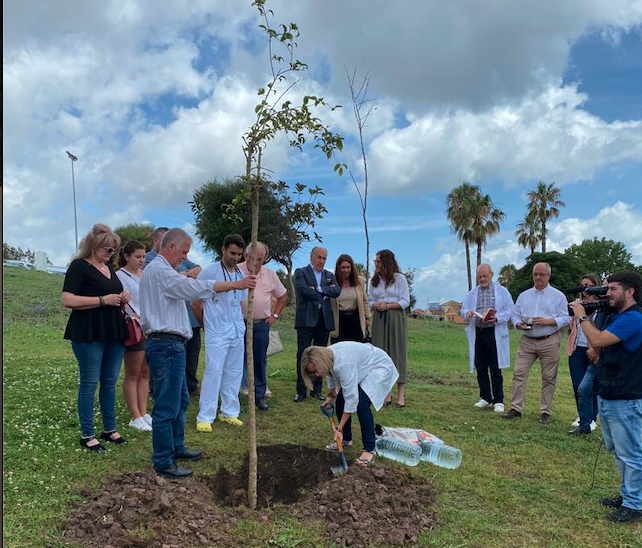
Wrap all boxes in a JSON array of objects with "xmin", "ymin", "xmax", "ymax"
[
  {"xmin": 3, "ymin": 243, "xmax": 36, "ymax": 263},
  {"xmin": 506, "ymin": 251, "xmax": 585, "ymax": 300},
  {"xmin": 403, "ymin": 267, "xmax": 417, "ymax": 311},
  {"xmin": 191, "ymin": 178, "xmax": 284, "ymax": 259},
  {"xmin": 564, "ymin": 237, "xmax": 636, "ymax": 281},
  {"xmin": 498, "ymin": 263, "xmax": 517, "ymax": 286},
  {"xmin": 113, "ymin": 223, "xmax": 155, "ymax": 251},
  {"xmin": 515, "ymin": 212, "xmax": 542, "ymax": 254},
  {"xmin": 526, "ymin": 181, "xmax": 565, "ymax": 253}
]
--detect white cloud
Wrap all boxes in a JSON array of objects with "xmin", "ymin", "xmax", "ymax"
[{"xmin": 367, "ymin": 85, "xmax": 642, "ymax": 195}]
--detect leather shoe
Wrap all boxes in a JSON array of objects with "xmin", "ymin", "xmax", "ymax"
[
  {"xmin": 174, "ymin": 449, "xmax": 203, "ymax": 461},
  {"xmin": 501, "ymin": 409, "xmax": 522, "ymax": 419},
  {"xmin": 293, "ymin": 394, "xmax": 306, "ymax": 403},
  {"xmin": 538, "ymin": 413, "xmax": 551, "ymax": 425},
  {"xmin": 310, "ymin": 392, "xmax": 325, "ymax": 401},
  {"xmin": 255, "ymin": 398, "xmax": 269, "ymax": 411},
  {"xmin": 155, "ymin": 464, "xmax": 192, "ymax": 478}
]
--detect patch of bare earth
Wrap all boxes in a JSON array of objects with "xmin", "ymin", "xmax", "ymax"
[{"xmin": 62, "ymin": 444, "xmax": 438, "ymax": 548}]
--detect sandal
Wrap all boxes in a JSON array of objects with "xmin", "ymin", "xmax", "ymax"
[
  {"xmin": 383, "ymin": 400, "xmax": 392, "ymax": 407},
  {"xmin": 395, "ymin": 403, "xmax": 405, "ymax": 408},
  {"xmin": 100, "ymin": 431, "xmax": 127, "ymax": 444},
  {"xmin": 80, "ymin": 436, "xmax": 107, "ymax": 454},
  {"xmin": 325, "ymin": 440, "xmax": 353, "ymax": 452},
  {"xmin": 355, "ymin": 452, "xmax": 375, "ymax": 467}
]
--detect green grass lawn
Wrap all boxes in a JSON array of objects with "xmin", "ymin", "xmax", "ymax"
[{"xmin": 3, "ymin": 268, "xmax": 641, "ymax": 547}]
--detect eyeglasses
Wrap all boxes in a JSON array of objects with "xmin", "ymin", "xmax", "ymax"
[{"xmin": 103, "ymin": 247, "xmax": 116, "ymax": 254}]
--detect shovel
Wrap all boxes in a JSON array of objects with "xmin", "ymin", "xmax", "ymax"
[{"xmin": 320, "ymin": 403, "xmax": 348, "ymax": 475}]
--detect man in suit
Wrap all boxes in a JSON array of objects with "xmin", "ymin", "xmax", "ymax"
[{"xmin": 293, "ymin": 246, "xmax": 341, "ymax": 402}]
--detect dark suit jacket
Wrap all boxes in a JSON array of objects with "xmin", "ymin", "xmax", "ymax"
[{"xmin": 294, "ymin": 265, "xmax": 341, "ymax": 329}]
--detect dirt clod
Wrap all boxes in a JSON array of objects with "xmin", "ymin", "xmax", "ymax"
[{"xmin": 62, "ymin": 444, "xmax": 438, "ymax": 547}]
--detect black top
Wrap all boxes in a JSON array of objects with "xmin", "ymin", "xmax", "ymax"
[{"xmin": 63, "ymin": 259, "xmax": 127, "ymax": 342}]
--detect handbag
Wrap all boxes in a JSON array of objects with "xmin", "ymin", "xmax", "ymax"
[
  {"xmin": 123, "ymin": 303, "xmax": 144, "ymax": 347},
  {"xmin": 362, "ymin": 328, "xmax": 372, "ymax": 344},
  {"xmin": 267, "ymin": 330, "xmax": 284, "ymax": 356}
]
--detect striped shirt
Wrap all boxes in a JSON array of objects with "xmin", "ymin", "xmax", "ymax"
[
  {"xmin": 139, "ymin": 255, "xmax": 215, "ymax": 340},
  {"xmin": 475, "ymin": 283, "xmax": 496, "ymax": 328}
]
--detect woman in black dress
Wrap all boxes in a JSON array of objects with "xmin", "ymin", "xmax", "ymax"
[{"xmin": 62, "ymin": 224, "xmax": 130, "ymax": 453}]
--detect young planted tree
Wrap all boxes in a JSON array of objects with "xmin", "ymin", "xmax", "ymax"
[
  {"xmin": 236, "ymin": 0, "xmax": 344, "ymax": 509},
  {"xmin": 526, "ymin": 181, "xmax": 565, "ymax": 253},
  {"xmin": 343, "ymin": 67, "xmax": 376, "ymax": 281}
]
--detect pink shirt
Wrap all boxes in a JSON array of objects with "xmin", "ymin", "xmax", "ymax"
[{"xmin": 238, "ymin": 262, "xmax": 287, "ymax": 320}]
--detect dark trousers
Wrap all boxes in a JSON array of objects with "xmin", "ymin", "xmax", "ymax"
[
  {"xmin": 569, "ymin": 346, "xmax": 598, "ymax": 428},
  {"xmin": 331, "ymin": 310, "xmax": 363, "ymax": 344},
  {"xmin": 245, "ymin": 321, "xmax": 270, "ymax": 400},
  {"xmin": 336, "ymin": 386, "xmax": 375, "ymax": 453},
  {"xmin": 185, "ymin": 327, "xmax": 202, "ymax": 394},
  {"xmin": 475, "ymin": 327, "xmax": 503, "ymax": 404},
  {"xmin": 296, "ymin": 313, "xmax": 329, "ymax": 396}
]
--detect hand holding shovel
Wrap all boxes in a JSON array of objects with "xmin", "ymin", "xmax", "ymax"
[{"xmin": 320, "ymin": 403, "xmax": 348, "ymax": 474}]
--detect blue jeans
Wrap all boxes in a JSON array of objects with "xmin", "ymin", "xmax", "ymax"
[
  {"xmin": 146, "ymin": 339, "xmax": 190, "ymax": 470},
  {"xmin": 569, "ymin": 347, "xmax": 598, "ymax": 429},
  {"xmin": 598, "ymin": 397, "xmax": 642, "ymax": 510},
  {"xmin": 577, "ymin": 363, "xmax": 598, "ymax": 429},
  {"xmin": 241, "ymin": 322, "xmax": 270, "ymax": 399},
  {"xmin": 72, "ymin": 340, "xmax": 125, "ymax": 437},
  {"xmin": 336, "ymin": 386, "xmax": 376, "ymax": 453}
]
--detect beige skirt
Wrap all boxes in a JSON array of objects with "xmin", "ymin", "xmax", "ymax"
[{"xmin": 371, "ymin": 308, "xmax": 407, "ymax": 383}]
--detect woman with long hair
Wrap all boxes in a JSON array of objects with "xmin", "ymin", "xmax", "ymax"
[
  {"xmin": 368, "ymin": 249, "xmax": 410, "ymax": 407},
  {"xmin": 301, "ymin": 342, "xmax": 399, "ymax": 466},
  {"xmin": 116, "ymin": 240, "xmax": 152, "ymax": 432},
  {"xmin": 566, "ymin": 273, "xmax": 601, "ymax": 435},
  {"xmin": 62, "ymin": 223, "xmax": 130, "ymax": 453},
  {"xmin": 330, "ymin": 254, "xmax": 370, "ymax": 344}
]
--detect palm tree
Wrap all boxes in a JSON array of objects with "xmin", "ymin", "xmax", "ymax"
[
  {"xmin": 468, "ymin": 193, "xmax": 505, "ymax": 266},
  {"xmin": 498, "ymin": 264, "xmax": 516, "ymax": 286},
  {"xmin": 526, "ymin": 181, "xmax": 565, "ymax": 253},
  {"xmin": 446, "ymin": 182, "xmax": 480, "ymax": 291},
  {"xmin": 515, "ymin": 213, "xmax": 541, "ymax": 255}
]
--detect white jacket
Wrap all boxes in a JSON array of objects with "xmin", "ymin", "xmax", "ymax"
[
  {"xmin": 328, "ymin": 342, "xmax": 399, "ymax": 412},
  {"xmin": 460, "ymin": 282, "xmax": 514, "ymax": 373}
]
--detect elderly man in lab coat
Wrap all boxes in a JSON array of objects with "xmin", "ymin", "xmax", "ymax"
[{"xmin": 461, "ymin": 263, "xmax": 514, "ymax": 413}]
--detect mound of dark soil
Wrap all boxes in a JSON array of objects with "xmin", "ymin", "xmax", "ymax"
[
  {"xmin": 296, "ymin": 465, "xmax": 438, "ymax": 547},
  {"xmin": 62, "ymin": 444, "xmax": 438, "ymax": 548}
]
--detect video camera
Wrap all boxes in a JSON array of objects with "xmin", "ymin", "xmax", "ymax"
[{"xmin": 564, "ymin": 285, "xmax": 610, "ymax": 316}]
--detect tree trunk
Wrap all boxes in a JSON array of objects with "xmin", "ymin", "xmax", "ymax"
[
  {"xmin": 465, "ymin": 242, "xmax": 472, "ymax": 291},
  {"xmin": 476, "ymin": 243, "xmax": 482, "ymax": 267},
  {"xmin": 245, "ymin": 166, "xmax": 259, "ymax": 510},
  {"xmin": 287, "ymin": 263, "xmax": 296, "ymax": 305},
  {"xmin": 541, "ymin": 221, "xmax": 547, "ymax": 253}
]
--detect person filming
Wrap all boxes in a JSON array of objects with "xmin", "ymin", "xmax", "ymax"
[{"xmin": 569, "ymin": 271, "xmax": 642, "ymax": 524}]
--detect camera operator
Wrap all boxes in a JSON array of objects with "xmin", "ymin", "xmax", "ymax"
[
  {"xmin": 566, "ymin": 274, "xmax": 601, "ymax": 435},
  {"xmin": 569, "ymin": 271, "xmax": 642, "ymax": 523}
]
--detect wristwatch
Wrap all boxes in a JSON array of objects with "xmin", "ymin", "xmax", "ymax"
[
  {"xmin": 186, "ymin": 271, "xmax": 193, "ymax": 278},
  {"xmin": 578, "ymin": 315, "xmax": 590, "ymax": 323},
  {"xmin": 272, "ymin": 313, "xmax": 279, "ymax": 319}
]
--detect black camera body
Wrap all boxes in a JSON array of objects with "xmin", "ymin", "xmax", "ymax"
[
  {"xmin": 565, "ymin": 285, "xmax": 611, "ymax": 316},
  {"xmin": 568, "ymin": 298, "xmax": 610, "ymax": 316}
]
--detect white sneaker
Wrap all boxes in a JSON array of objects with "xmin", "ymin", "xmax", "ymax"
[
  {"xmin": 129, "ymin": 417, "xmax": 152, "ymax": 432},
  {"xmin": 493, "ymin": 403, "xmax": 505, "ymax": 413},
  {"xmin": 474, "ymin": 399, "xmax": 491, "ymax": 409},
  {"xmin": 590, "ymin": 420, "xmax": 597, "ymax": 431},
  {"xmin": 241, "ymin": 388, "xmax": 249, "ymax": 397},
  {"xmin": 571, "ymin": 417, "xmax": 580, "ymax": 427},
  {"xmin": 142, "ymin": 414, "xmax": 153, "ymax": 426},
  {"xmin": 265, "ymin": 389, "xmax": 272, "ymax": 399}
]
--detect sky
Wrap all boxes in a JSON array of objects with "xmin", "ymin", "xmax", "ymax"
[{"xmin": 3, "ymin": 0, "xmax": 642, "ymax": 307}]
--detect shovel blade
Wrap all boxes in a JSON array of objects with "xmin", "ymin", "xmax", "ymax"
[{"xmin": 330, "ymin": 465, "xmax": 345, "ymax": 476}]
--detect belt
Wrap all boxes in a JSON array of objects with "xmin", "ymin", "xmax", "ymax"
[
  {"xmin": 527, "ymin": 333, "xmax": 555, "ymax": 341},
  {"xmin": 476, "ymin": 325, "xmax": 495, "ymax": 330},
  {"xmin": 148, "ymin": 332, "xmax": 188, "ymax": 344},
  {"xmin": 253, "ymin": 318, "xmax": 268, "ymax": 323}
]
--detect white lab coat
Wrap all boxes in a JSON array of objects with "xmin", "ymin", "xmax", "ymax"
[
  {"xmin": 328, "ymin": 342, "xmax": 399, "ymax": 412},
  {"xmin": 460, "ymin": 282, "xmax": 514, "ymax": 373}
]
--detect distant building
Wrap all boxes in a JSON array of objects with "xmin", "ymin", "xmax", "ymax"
[{"xmin": 441, "ymin": 300, "xmax": 464, "ymax": 324}]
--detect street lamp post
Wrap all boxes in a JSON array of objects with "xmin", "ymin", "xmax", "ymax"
[{"xmin": 66, "ymin": 151, "xmax": 79, "ymax": 250}]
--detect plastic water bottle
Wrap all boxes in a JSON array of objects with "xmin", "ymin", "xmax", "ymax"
[
  {"xmin": 420, "ymin": 440, "xmax": 462, "ymax": 469},
  {"xmin": 375, "ymin": 437, "xmax": 422, "ymax": 466}
]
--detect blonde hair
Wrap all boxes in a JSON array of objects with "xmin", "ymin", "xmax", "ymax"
[
  {"xmin": 300, "ymin": 346, "xmax": 335, "ymax": 391},
  {"xmin": 74, "ymin": 223, "xmax": 120, "ymax": 261}
]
